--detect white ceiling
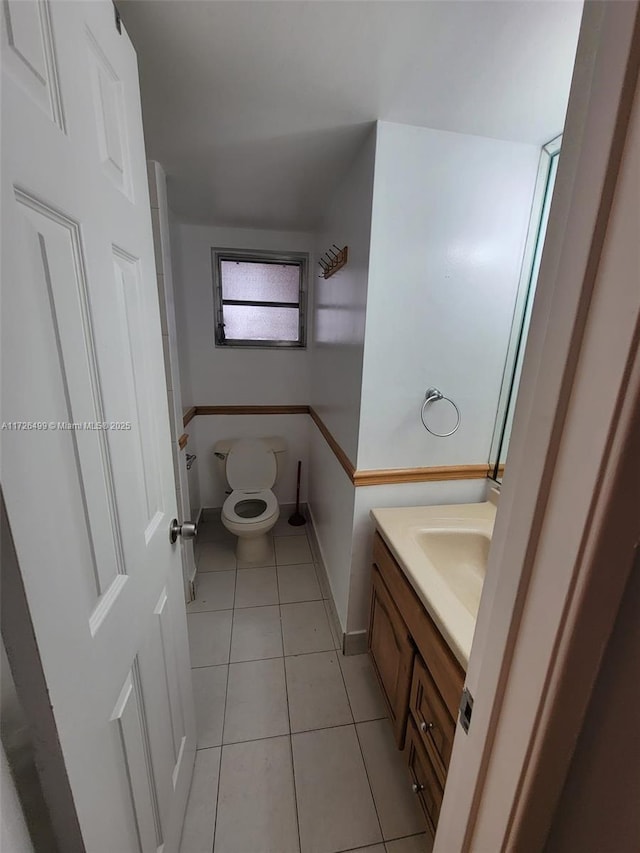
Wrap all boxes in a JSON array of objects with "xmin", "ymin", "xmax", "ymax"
[{"xmin": 121, "ymin": 0, "xmax": 583, "ymax": 232}]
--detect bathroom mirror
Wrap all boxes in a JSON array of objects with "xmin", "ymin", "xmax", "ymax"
[{"xmin": 489, "ymin": 135, "xmax": 562, "ymax": 481}]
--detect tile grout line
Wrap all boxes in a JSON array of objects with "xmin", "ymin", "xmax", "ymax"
[
  {"xmin": 209, "ymin": 663, "xmax": 230, "ymax": 852},
  {"xmin": 191, "ymin": 522, "xmax": 393, "ymax": 852},
  {"xmin": 210, "ymin": 553, "xmax": 236, "ymax": 853},
  {"xmin": 337, "ymin": 655, "xmax": 427, "ymax": 845},
  {"xmin": 190, "ymin": 644, "xmax": 335, "ymax": 669},
  {"xmin": 275, "ymin": 540, "xmax": 303, "ymax": 853},
  {"xmin": 303, "ymin": 512, "xmax": 381, "ymax": 848},
  {"xmin": 352, "ymin": 721, "xmax": 386, "ymax": 846},
  {"xmin": 198, "ymin": 565, "xmax": 319, "ymax": 574},
  {"xmin": 189, "ymin": 596, "xmax": 325, "ymax": 619},
  {"xmin": 189, "ymin": 525, "xmax": 269, "ymax": 849},
  {"xmin": 191, "ymin": 661, "xmax": 385, "ymax": 740},
  {"xmin": 334, "ymin": 624, "xmax": 386, "ymax": 847},
  {"xmin": 209, "ymin": 746, "xmax": 222, "ymax": 853},
  {"xmin": 195, "ymin": 718, "xmax": 391, "ymax": 751},
  {"xmin": 197, "ymin": 567, "xmax": 322, "ymax": 577},
  {"xmin": 384, "ymin": 830, "xmax": 430, "ymax": 844}
]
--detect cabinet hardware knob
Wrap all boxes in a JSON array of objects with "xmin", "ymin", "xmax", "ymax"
[
  {"xmin": 421, "ymin": 721, "xmax": 434, "ymax": 732},
  {"xmin": 412, "ymin": 782, "xmax": 424, "ymax": 793}
]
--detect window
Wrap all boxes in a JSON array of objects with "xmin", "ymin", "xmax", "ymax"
[{"xmin": 212, "ymin": 249, "xmax": 307, "ymax": 347}]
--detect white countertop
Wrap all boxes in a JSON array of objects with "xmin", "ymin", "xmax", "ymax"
[{"xmin": 370, "ymin": 501, "xmax": 496, "ymax": 668}]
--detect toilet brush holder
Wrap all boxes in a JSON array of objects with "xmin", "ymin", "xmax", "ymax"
[{"xmin": 288, "ymin": 460, "xmax": 306, "ymax": 527}]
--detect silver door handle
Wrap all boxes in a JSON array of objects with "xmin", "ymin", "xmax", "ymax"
[{"xmin": 169, "ymin": 519, "xmax": 198, "ymax": 544}]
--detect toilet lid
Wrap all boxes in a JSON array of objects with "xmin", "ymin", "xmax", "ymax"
[{"xmin": 226, "ymin": 439, "xmax": 277, "ymax": 490}]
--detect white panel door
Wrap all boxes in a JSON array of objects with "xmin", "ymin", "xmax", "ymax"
[{"xmin": 1, "ymin": 2, "xmax": 196, "ymax": 850}]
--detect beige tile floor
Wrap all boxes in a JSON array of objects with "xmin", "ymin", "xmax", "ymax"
[{"xmin": 180, "ymin": 514, "xmax": 430, "ymax": 853}]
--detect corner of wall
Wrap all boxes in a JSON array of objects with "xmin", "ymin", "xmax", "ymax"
[{"xmin": 307, "ymin": 124, "xmax": 378, "ymax": 633}]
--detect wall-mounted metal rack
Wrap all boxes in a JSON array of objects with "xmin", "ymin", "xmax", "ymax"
[{"xmin": 318, "ymin": 244, "xmax": 348, "ymax": 279}]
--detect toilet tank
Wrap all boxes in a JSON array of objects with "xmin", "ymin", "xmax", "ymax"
[
  {"xmin": 263, "ymin": 436, "xmax": 287, "ymax": 479},
  {"xmin": 213, "ymin": 437, "xmax": 287, "ymax": 488}
]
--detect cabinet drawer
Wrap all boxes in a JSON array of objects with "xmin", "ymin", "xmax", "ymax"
[
  {"xmin": 405, "ymin": 716, "xmax": 443, "ymax": 838},
  {"xmin": 368, "ymin": 566, "xmax": 414, "ymax": 747},
  {"xmin": 410, "ymin": 655, "xmax": 456, "ymax": 787}
]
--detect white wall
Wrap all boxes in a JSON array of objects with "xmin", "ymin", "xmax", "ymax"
[
  {"xmin": 169, "ymin": 208, "xmax": 194, "ymax": 407},
  {"xmin": 170, "ymin": 223, "xmax": 314, "ymax": 405},
  {"xmin": 170, "ymin": 223, "xmax": 316, "ymax": 511},
  {"xmin": 307, "ymin": 129, "xmax": 377, "ymax": 629},
  {"xmin": 306, "ymin": 122, "xmax": 540, "ymax": 635},
  {"xmin": 185, "ymin": 426, "xmax": 202, "ymax": 526},
  {"xmin": 358, "ymin": 121, "xmax": 540, "ymax": 470},
  {"xmin": 310, "ymin": 129, "xmax": 376, "ymax": 464},
  {"xmin": 307, "ymin": 424, "xmax": 357, "ymax": 631}
]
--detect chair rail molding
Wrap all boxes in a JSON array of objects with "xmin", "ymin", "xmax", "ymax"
[{"xmin": 181, "ymin": 404, "xmax": 493, "ymax": 486}]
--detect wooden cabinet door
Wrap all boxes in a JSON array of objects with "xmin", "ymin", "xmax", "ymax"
[{"xmin": 368, "ymin": 566, "xmax": 414, "ymax": 746}]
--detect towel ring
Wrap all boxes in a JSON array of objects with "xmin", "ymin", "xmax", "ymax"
[{"xmin": 420, "ymin": 387, "xmax": 460, "ymax": 437}]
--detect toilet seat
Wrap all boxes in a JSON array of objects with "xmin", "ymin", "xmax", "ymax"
[{"xmin": 222, "ymin": 489, "xmax": 278, "ymax": 525}]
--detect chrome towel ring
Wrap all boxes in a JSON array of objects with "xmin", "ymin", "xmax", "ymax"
[{"xmin": 420, "ymin": 387, "xmax": 460, "ymax": 437}]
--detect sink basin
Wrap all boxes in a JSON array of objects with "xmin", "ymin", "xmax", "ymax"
[
  {"xmin": 370, "ymin": 501, "xmax": 497, "ymax": 666},
  {"xmin": 413, "ymin": 529, "xmax": 491, "ymax": 617}
]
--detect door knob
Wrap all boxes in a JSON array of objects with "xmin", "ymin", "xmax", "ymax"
[
  {"xmin": 412, "ymin": 782, "xmax": 424, "ymax": 794},
  {"xmin": 169, "ymin": 519, "xmax": 198, "ymax": 544},
  {"xmin": 421, "ymin": 721, "xmax": 434, "ymax": 733}
]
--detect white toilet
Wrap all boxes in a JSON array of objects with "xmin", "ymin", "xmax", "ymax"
[{"xmin": 214, "ymin": 437, "xmax": 286, "ymax": 563}]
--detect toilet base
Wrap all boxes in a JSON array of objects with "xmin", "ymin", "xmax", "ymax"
[{"xmin": 236, "ymin": 533, "xmax": 271, "ymax": 564}]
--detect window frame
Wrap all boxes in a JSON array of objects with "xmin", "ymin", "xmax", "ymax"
[{"xmin": 212, "ymin": 248, "xmax": 308, "ymax": 349}]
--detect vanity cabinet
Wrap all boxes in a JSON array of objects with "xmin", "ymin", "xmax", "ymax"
[
  {"xmin": 410, "ymin": 656, "xmax": 456, "ymax": 786},
  {"xmin": 368, "ymin": 532, "xmax": 465, "ymax": 837},
  {"xmin": 369, "ymin": 566, "xmax": 414, "ymax": 746}
]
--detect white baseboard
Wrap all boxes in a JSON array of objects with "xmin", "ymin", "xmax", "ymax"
[
  {"xmin": 343, "ymin": 630, "xmax": 368, "ymax": 656},
  {"xmin": 306, "ymin": 503, "xmax": 347, "ymax": 652}
]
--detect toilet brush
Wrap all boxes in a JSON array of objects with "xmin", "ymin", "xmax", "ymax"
[{"xmin": 288, "ymin": 460, "xmax": 306, "ymax": 526}]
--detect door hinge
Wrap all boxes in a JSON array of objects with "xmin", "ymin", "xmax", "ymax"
[
  {"xmin": 459, "ymin": 686, "xmax": 474, "ymax": 734},
  {"xmin": 189, "ymin": 579, "xmax": 197, "ymax": 602},
  {"xmin": 113, "ymin": 1, "xmax": 122, "ymax": 34}
]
